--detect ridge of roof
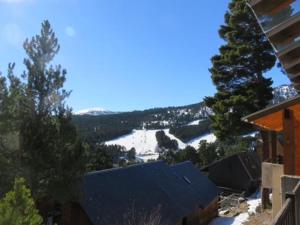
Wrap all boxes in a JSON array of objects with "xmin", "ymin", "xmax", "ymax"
[
  {"xmin": 81, "ymin": 160, "xmax": 219, "ymax": 225},
  {"xmin": 86, "ymin": 160, "xmax": 165, "ymax": 175}
]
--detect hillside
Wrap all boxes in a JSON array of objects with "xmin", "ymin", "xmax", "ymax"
[
  {"xmin": 105, "ymin": 126, "xmax": 216, "ymax": 161},
  {"xmin": 72, "ymin": 102, "xmax": 212, "ymax": 144},
  {"xmin": 72, "ymin": 84, "xmax": 297, "ymax": 160}
]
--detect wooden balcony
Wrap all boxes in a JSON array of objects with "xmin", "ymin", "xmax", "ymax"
[
  {"xmin": 243, "ymin": 96, "xmax": 300, "ymax": 175},
  {"xmin": 249, "ymin": 0, "xmax": 295, "ymax": 14},
  {"xmin": 247, "ymin": 0, "xmax": 300, "ymax": 93},
  {"xmin": 267, "ymin": 13, "xmax": 300, "ymax": 49},
  {"xmin": 272, "ymin": 176, "xmax": 300, "ymax": 225},
  {"xmin": 288, "ymin": 72, "xmax": 300, "ymax": 82}
]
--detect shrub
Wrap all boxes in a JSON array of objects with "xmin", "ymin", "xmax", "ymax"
[{"xmin": 0, "ymin": 178, "xmax": 43, "ymax": 225}]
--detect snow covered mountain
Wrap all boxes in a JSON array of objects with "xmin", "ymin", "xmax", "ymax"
[
  {"xmin": 271, "ymin": 84, "xmax": 297, "ymax": 105},
  {"xmin": 74, "ymin": 107, "xmax": 117, "ymax": 116},
  {"xmin": 73, "ymin": 84, "xmax": 297, "ymax": 162}
]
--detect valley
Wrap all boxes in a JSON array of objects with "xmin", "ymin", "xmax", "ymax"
[{"xmin": 72, "ymin": 84, "xmax": 296, "ymax": 161}]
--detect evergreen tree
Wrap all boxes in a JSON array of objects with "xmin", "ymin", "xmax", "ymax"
[
  {"xmin": 17, "ymin": 20, "xmax": 87, "ymax": 203},
  {"xmin": 205, "ymin": 0, "xmax": 276, "ymax": 140},
  {"xmin": 155, "ymin": 130, "xmax": 178, "ymax": 151},
  {"xmin": 0, "ymin": 65, "xmax": 25, "ymax": 196},
  {"xmin": 0, "ymin": 178, "xmax": 43, "ymax": 225},
  {"xmin": 198, "ymin": 141, "xmax": 218, "ymax": 167},
  {"xmin": 127, "ymin": 148, "xmax": 136, "ymax": 162},
  {"xmin": 86, "ymin": 144, "xmax": 115, "ymax": 171},
  {"xmin": 158, "ymin": 149, "xmax": 178, "ymax": 165},
  {"xmin": 177, "ymin": 146, "xmax": 198, "ymax": 164}
]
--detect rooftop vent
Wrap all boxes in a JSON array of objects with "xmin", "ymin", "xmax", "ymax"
[{"xmin": 183, "ymin": 176, "xmax": 192, "ymax": 184}]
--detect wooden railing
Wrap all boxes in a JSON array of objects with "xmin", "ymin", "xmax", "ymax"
[
  {"xmin": 272, "ymin": 198, "xmax": 294, "ymax": 225},
  {"xmin": 272, "ymin": 181, "xmax": 300, "ymax": 225}
]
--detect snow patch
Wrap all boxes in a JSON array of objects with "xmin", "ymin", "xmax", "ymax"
[
  {"xmin": 187, "ymin": 133, "xmax": 217, "ymax": 149},
  {"xmin": 74, "ymin": 107, "xmax": 116, "ymax": 116},
  {"xmin": 209, "ymin": 190, "xmax": 261, "ymax": 225},
  {"xmin": 164, "ymin": 129, "xmax": 187, "ymax": 149},
  {"xmin": 105, "ymin": 129, "xmax": 159, "ymax": 156},
  {"xmin": 105, "ymin": 129, "xmax": 187, "ymax": 161},
  {"xmin": 187, "ymin": 119, "xmax": 203, "ymax": 125},
  {"xmin": 105, "ymin": 129, "xmax": 217, "ymax": 161},
  {"xmin": 242, "ymin": 132, "xmax": 258, "ymax": 138}
]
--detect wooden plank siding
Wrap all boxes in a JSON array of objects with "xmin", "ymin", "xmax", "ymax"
[
  {"xmin": 198, "ymin": 198, "xmax": 219, "ymax": 225},
  {"xmin": 60, "ymin": 203, "xmax": 92, "ymax": 225},
  {"xmin": 271, "ymin": 131, "xmax": 278, "ymax": 163},
  {"xmin": 176, "ymin": 197, "xmax": 219, "ymax": 225},
  {"xmin": 283, "ymin": 109, "xmax": 296, "ymax": 175},
  {"xmin": 60, "ymin": 198, "xmax": 219, "ymax": 225}
]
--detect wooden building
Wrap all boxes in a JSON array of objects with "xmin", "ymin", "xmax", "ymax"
[
  {"xmin": 58, "ymin": 161, "xmax": 219, "ymax": 225},
  {"xmin": 202, "ymin": 152, "xmax": 261, "ymax": 196},
  {"xmin": 243, "ymin": 96, "xmax": 300, "ymax": 217},
  {"xmin": 247, "ymin": 0, "xmax": 300, "ymax": 91},
  {"xmin": 246, "ymin": 0, "xmax": 300, "ymax": 220}
]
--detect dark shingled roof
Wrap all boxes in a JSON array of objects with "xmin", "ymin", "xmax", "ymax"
[
  {"xmin": 171, "ymin": 161, "xmax": 220, "ymax": 208},
  {"xmin": 80, "ymin": 161, "xmax": 219, "ymax": 225},
  {"xmin": 202, "ymin": 152, "xmax": 261, "ymax": 195}
]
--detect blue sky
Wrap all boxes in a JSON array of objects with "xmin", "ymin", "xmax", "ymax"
[{"xmin": 0, "ymin": 0, "xmax": 291, "ymax": 112}]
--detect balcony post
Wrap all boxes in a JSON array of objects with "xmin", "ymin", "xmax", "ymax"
[{"xmin": 283, "ymin": 109, "xmax": 296, "ymax": 175}]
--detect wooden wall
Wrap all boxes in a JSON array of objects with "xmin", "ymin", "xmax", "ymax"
[
  {"xmin": 283, "ymin": 109, "xmax": 300, "ymax": 176},
  {"xmin": 59, "ymin": 198, "xmax": 218, "ymax": 225},
  {"xmin": 199, "ymin": 198, "xmax": 218, "ymax": 225},
  {"xmin": 60, "ymin": 203, "xmax": 92, "ymax": 225},
  {"xmin": 176, "ymin": 197, "xmax": 219, "ymax": 225}
]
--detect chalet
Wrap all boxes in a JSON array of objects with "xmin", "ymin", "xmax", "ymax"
[
  {"xmin": 60, "ymin": 161, "xmax": 219, "ymax": 225},
  {"xmin": 245, "ymin": 0, "xmax": 300, "ymax": 223},
  {"xmin": 201, "ymin": 152, "xmax": 261, "ymax": 196}
]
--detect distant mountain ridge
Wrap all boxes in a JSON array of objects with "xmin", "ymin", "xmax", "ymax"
[
  {"xmin": 73, "ymin": 84, "xmax": 297, "ymax": 145},
  {"xmin": 74, "ymin": 107, "xmax": 118, "ymax": 116},
  {"xmin": 72, "ymin": 101, "xmax": 212, "ymax": 144}
]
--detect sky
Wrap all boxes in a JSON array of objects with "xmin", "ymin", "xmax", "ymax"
[{"xmin": 0, "ymin": 0, "xmax": 291, "ymax": 112}]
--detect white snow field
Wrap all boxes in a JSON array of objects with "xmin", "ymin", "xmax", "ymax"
[
  {"xmin": 209, "ymin": 191, "xmax": 261, "ymax": 225},
  {"xmin": 105, "ymin": 129, "xmax": 216, "ymax": 162},
  {"xmin": 187, "ymin": 119, "xmax": 203, "ymax": 125},
  {"xmin": 187, "ymin": 133, "xmax": 217, "ymax": 149}
]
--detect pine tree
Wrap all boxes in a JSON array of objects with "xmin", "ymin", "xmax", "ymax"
[
  {"xmin": 177, "ymin": 146, "xmax": 198, "ymax": 164},
  {"xmin": 205, "ymin": 0, "xmax": 276, "ymax": 140},
  {"xmin": 17, "ymin": 20, "xmax": 87, "ymax": 203},
  {"xmin": 0, "ymin": 65, "xmax": 24, "ymax": 196},
  {"xmin": 198, "ymin": 141, "xmax": 218, "ymax": 167},
  {"xmin": 0, "ymin": 178, "xmax": 43, "ymax": 225},
  {"xmin": 127, "ymin": 148, "xmax": 136, "ymax": 162}
]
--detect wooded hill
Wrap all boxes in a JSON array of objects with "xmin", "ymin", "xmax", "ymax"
[
  {"xmin": 72, "ymin": 84, "xmax": 296, "ymax": 146},
  {"xmin": 72, "ymin": 102, "xmax": 211, "ymax": 144}
]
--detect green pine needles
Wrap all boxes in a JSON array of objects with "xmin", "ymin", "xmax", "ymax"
[
  {"xmin": 205, "ymin": 0, "xmax": 276, "ymax": 140},
  {"xmin": 0, "ymin": 178, "xmax": 43, "ymax": 225}
]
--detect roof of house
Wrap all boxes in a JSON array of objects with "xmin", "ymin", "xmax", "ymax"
[
  {"xmin": 201, "ymin": 152, "xmax": 261, "ymax": 195},
  {"xmin": 171, "ymin": 161, "xmax": 220, "ymax": 208},
  {"xmin": 80, "ymin": 161, "xmax": 219, "ymax": 225}
]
